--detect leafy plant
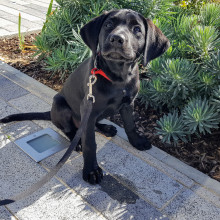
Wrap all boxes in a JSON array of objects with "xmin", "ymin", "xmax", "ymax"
[
  {"xmin": 199, "ymin": 3, "xmax": 220, "ymax": 27},
  {"xmin": 139, "ymin": 78, "xmax": 170, "ymax": 109},
  {"xmin": 197, "ymin": 71, "xmax": 217, "ymax": 95},
  {"xmin": 205, "ymin": 50, "xmax": 220, "ymax": 80},
  {"xmin": 18, "ymin": 13, "xmax": 25, "ymax": 51},
  {"xmin": 189, "ymin": 25, "xmax": 220, "ymax": 60},
  {"xmin": 183, "ymin": 97, "xmax": 220, "ymax": 135},
  {"xmin": 177, "ymin": 0, "xmax": 207, "ymax": 14},
  {"xmin": 113, "ymin": 0, "xmax": 174, "ymax": 19},
  {"xmin": 42, "ymin": 0, "xmax": 55, "ymax": 32},
  {"xmin": 211, "ymin": 86, "xmax": 220, "ymax": 112},
  {"xmin": 161, "ymin": 59, "xmax": 197, "ymax": 101},
  {"xmin": 156, "ymin": 110, "xmax": 188, "ymax": 145}
]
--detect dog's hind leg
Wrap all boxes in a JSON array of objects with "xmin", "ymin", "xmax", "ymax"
[
  {"xmin": 95, "ymin": 122, "xmax": 117, "ymax": 137},
  {"xmin": 51, "ymin": 94, "xmax": 82, "ymax": 151}
]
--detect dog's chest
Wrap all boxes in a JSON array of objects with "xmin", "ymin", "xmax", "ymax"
[{"xmin": 105, "ymin": 87, "xmax": 134, "ymax": 112}]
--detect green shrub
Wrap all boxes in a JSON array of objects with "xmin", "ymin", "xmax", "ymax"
[
  {"xmin": 183, "ymin": 97, "xmax": 220, "ymax": 135},
  {"xmin": 211, "ymin": 86, "xmax": 220, "ymax": 112},
  {"xmin": 189, "ymin": 25, "xmax": 220, "ymax": 60},
  {"xmin": 156, "ymin": 110, "xmax": 188, "ymax": 145},
  {"xmin": 199, "ymin": 3, "xmax": 220, "ymax": 27}
]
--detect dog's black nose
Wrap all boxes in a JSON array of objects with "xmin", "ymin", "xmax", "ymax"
[{"xmin": 110, "ymin": 34, "xmax": 124, "ymax": 46}]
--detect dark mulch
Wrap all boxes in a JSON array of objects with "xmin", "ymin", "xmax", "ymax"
[{"xmin": 0, "ymin": 34, "xmax": 219, "ymax": 182}]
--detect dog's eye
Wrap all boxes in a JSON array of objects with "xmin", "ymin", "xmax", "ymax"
[
  {"xmin": 106, "ymin": 22, "xmax": 113, "ymax": 28},
  {"xmin": 133, "ymin": 26, "xmax": 141, "ymax": 33}
]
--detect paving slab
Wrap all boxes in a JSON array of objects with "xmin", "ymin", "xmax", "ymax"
[
  {"xmin": 0, "ymin": 206, "xmax": 16, "ymax": 220},
  {"xmin": 0, "ymin": 74, "xmax": 29, "ymax": 101},
  {"xmin": 111, "ymin": 135, "xmax": 195, "ymax": 188},
  {"xmin": 0, "ymin": 0, "xmax": 58, "ymax": 38},
  {"xmin": 8, "ymin": 93, "xmax": 51, "ymax": 112},
  {"xmin": 53, "ymin": 156, "xmax": 169, "ymax": 220},
  {"xmin": 0, "ymin": 98, "xmax": 19, "ymax": 120},
  {"xmin": 0, "ymin": 61, "xmax": 57, "ymax": 103},
  {"xmin": 191, "ymin": 184, "xmax": 220, "ymax": 208},
  {"xmin": 1, "ymin": 120, "xmax": 42, "ymax": 141},
  {"xmin": 96, "ymin": 140, "xmax": 183, "ymax": 209},
  {"xmin": 163, "ymin": 188, "xmax": 220, "ymax": 220}
]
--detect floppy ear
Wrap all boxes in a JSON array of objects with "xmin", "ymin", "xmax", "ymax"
[
  {"xmin": 143, "ymin": 18, "xmax": 170, "ymax": 66},
  {"xmin": 80, "ymin": 11, "xmax": 109, "ymax": 55}
]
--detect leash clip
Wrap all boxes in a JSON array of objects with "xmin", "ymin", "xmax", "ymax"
[{"xmin": 87, "ymin": 75, "xmax": 97, "ymax": 103}]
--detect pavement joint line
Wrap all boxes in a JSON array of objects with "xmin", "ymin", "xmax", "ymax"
[
  {"xmin": 3, "ymin": 206, "xmax": 19, "ymax": 220},
  {"xmin": 189, "ymin": 183, "xmax": 220, "ymax": 208},
  {"xmin": 0, "ymin": 6, "xmax": 42, "ymax": 22},
  {"xmin": 0, "ymin": 15, "xmax": 42, "ymax": 31},
  {"xmin": 159, "ymin": 187, "xmax": 186, "ymax": 213},
  {"xmin": 110, "ymin": 136, "xmax": 192, "ymax": 188},
  {"xmin": 40, "ymin": 163, "xmax": 108, "ymax": 220}
]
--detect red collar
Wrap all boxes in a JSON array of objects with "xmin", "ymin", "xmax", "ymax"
[{"xmin": 91, "ymin": 68, "xmax": 112, "ymax": 82}]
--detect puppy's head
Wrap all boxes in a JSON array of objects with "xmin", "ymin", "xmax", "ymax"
[{"xmin": 80, "ymin": 9, "xmax": 170, "ymax": 65}]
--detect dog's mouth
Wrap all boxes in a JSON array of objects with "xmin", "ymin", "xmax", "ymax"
[{"xmin": 101, "ymin": 51, "xmax": 134, "ymax": 62}]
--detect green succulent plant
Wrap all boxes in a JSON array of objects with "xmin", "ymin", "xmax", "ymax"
[
  {"xmin": 199, "ymin": 3, "xmax": 220, "ymax": 27},
  {"xmin": 161, "ymin": 58, "xmax": 198, "ymax": 101},
  {"xmin": 197, "ymin": 71, "xmax": 217, "ymax": 96},
  {"xmin": 183, "ymin": 97, "xmax": 220, "ymax": 135},
  {"xmin": 139, "ymin": 78, "xmax": 170, "ymax": 109},
  {"xmin": 211, "ymin": 86, "xmax": 220, "ymax": 112},
  {"xmin": 156, "ymin": 110, "xmax": 188, "ymax": 145},
  {"xmin": 189, "ymin": 25, "xmax": 220, "ymax": 60},
  {"xmin": 205, "ymin": 50, "xmax": 220, "ymax": 80}
]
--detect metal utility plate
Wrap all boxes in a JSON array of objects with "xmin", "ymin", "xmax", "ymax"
[{"xmin": 15, "ymin": 128, "xmax": 69, "ymax": 162}]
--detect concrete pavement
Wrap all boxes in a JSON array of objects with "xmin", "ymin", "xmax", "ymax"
[{"xmin": 0, "ymin": 0, "xmax": 58, "ymax": 38}]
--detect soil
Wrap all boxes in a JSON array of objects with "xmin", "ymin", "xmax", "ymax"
[{"xmin": 0, "ymin": 33, "xmax": 220, "ymax": 182}]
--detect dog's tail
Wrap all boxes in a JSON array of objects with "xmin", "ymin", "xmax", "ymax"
[{"xmin": 0, "ymin": 111, "xmax": 51, "ymax": 123}]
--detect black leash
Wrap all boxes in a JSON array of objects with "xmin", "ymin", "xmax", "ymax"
[{"xmin": 0, "ymin": 98, "xmax": 93, "ymax": 206}]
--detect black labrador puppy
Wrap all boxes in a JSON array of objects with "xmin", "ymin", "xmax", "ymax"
[{"xmin": 0, "ymin": 9, "xmax": 169, "ymax": 184}]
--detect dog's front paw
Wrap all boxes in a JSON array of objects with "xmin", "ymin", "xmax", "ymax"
[
  {"xmin": 129, "ymin": 135, "xmax": 152, "ymax": 151},
  {"xmin": 96, "ymin": 124, "xmax": 117, "ymax": 137},
  {"xmin": 83, "ymin": 166, "xmax": 103, "ymax": 184}
]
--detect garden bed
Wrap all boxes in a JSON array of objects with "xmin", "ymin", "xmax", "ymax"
[{"xmin": 0, "ymin": 34, "xmax": 220, "ymax": 182}]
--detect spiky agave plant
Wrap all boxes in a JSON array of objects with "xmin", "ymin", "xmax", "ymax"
[
  {"xmin": 199, "ymin": 3, "xmax": 220, "ymax": 27},
  {"xmin": 205, "ymin": 50, "xmax": 220, "ymax": 80},
  {"xmin": 138, "ymin": 78, "xmax": 170, "ymax": 109},
  {"xmin": 160, "ymin": 58, "xmax": 198, "ymax": 102},
  {"xmin": 211, "ymin": 86, "xmax": 220, "ymax": 112},
  {"xmin": 189, "ymin": 25, "xmax": 220, "ymax": 60},
  {"xmin": 183, "ymin": 97, "xmax": 220, "ymax": 135},
  {"xmin": 197, "ymin": 71, "xmax": 217, "ymax": 96},
  {"xmin": 156, "ymin": 110, "xmax": 188, "ymax": 145}
]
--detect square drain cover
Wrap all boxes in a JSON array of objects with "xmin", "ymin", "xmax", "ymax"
[{"xmin": 15, "ymin": 128, "xmax": 69, "ymax": 162}]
